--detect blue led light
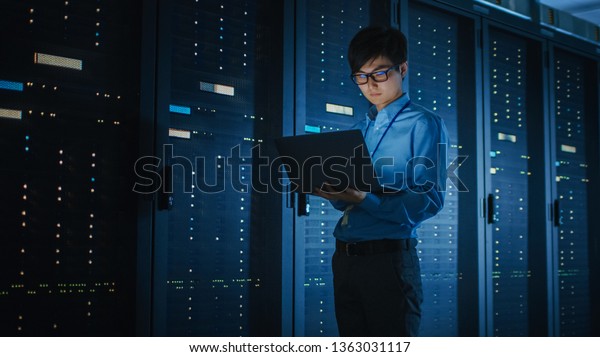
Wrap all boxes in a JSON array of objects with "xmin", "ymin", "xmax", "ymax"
[
  {"xmin": 0, "ymin": 80, "xmax": 24, "ymax": 92},
  {"xmin": 169, "ymin": 104, "xmax": 191, "ymax": 115},
  {"xmin": 304, "ymin": 125, "xmax": 321, "ymax": 133}
]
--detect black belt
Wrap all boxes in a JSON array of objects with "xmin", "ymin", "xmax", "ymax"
[{"xmin": 336, "ymin": 238, "xmax": 417, "ymax": 256}]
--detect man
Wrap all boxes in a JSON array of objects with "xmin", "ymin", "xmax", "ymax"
[{"xmin": 313, "ymin": 26, "xmax": 448, "ymax": 337}]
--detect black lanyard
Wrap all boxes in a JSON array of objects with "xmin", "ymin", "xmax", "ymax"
[{"xmin": 364, "ymin": 99, "xmax": 412, "ymax": 157}]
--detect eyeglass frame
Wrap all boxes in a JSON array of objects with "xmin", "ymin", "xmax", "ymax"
[{"xmin": 350, "ymin": 64, "xmax": 402, "ymax": 85}]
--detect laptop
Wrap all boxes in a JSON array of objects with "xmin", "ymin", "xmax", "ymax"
[{"xmin": 274, "ymin": 129, "xmax": 383, "ymax": 193}]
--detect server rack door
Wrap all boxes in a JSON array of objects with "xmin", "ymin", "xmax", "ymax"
[
  {"xmin": 406, "ymin": 2, "xmax": 479, "ymax": 337},
  {"xmin": 551, "ymin": 48, "xmax": 596, "ymax": 337},
  {"xmin": 151, "ymin": 0, "xmax": 284, "ymax": 336},
  {"xmin": 483, "ymin": 25, "xmax": 549, "ymax": 336},
  {"xmin": 0, "ymin": 0, "xmax": 142, "ymax": 336},
  {"xmin": 293, "ymin": 0, "xmax": 371, "ymax": 336}
]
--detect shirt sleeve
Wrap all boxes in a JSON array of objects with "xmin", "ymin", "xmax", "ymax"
[
  {"xmin": 357, "ymin": 188, "xmax": 444, "ymax": 226},
  {"xmin": 357, "ymin": 117, "xmax": 448, "ymax": 226}
]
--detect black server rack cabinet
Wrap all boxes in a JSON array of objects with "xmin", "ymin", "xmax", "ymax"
[
  {"xmin": 0, "ymin": 0, "xmax": 142, "ymax": 336},
  {"xmin": 481, "ymin": 23, "xmax": 549, "ymax": 337},
  {"xmin": 143, "ymin": 0, "xmax": 285, "ymax": 336},
  {"xmin": 549, "ymin": 46, "xmax": 599, "ymax": 337},
  {"xmin": 289, "ymin": 0, "xmax": 371, "ymax": 336},
  {"xmin": 406, "ymin": 2, "xmax": 480, "ymax": 337}
]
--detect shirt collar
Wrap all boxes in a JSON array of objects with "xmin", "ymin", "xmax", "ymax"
[{"xmin": 366, "ymin": 93, "xmax": 411, "ymax": 125}]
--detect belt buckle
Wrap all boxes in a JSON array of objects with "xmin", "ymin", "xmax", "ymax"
[{"xmin": 345, "ymin": 242, "xmax": 358, "ymax": 256}]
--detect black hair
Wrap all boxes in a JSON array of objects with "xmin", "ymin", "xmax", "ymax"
[{"xmin": 347, "ymin": 26, "xmax": 408, "ymax": 74}]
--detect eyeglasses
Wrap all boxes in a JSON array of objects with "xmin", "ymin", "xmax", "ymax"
[{"xmin": 350, "ymin": 64, "xmax": 401, "ymax": 85}]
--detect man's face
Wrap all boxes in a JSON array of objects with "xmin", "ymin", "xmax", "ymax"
[{"xmin": 354, "ymin": 56, "xmax": 407, "ymax": 111}]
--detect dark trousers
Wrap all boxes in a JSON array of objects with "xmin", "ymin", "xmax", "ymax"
[{"xmin": 331, "ymin": 244, "xmax": 423, "ymax": 337}]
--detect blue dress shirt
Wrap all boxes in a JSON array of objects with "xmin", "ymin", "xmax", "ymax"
[{"xmin": 331, "ymin": 93, "xmax": 449, "ymax": 241}]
